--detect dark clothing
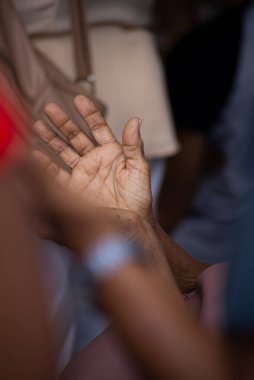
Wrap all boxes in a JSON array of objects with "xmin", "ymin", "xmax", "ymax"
[{"xmin": 166, "ymin": 3, "xmax": 247, "ymax": 132}]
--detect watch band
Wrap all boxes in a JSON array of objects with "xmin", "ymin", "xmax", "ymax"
[{"xmin": 83, "ymin": 235, "xmax": 137, "ymax": 283}]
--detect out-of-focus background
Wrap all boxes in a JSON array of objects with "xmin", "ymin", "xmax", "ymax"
[{"xmin": 1, "ymin": 1, "xmax": 254, "ymax": 379}]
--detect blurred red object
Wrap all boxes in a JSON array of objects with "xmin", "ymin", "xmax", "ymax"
[
  {"xmin": 0, "ymin": 62, "xmax": 32, "ymax": 167},
  {"xmin": 0, "ymin": 100, "xmax": 29, "ymax": 169},
  {"xmin": 0, "ymin": 104, "xmax": 16, "ymax": 158}
]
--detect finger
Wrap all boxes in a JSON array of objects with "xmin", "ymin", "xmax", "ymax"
[
  {"xmin": 32, "ymin": 149, "xmax": 70, "ymax": 185},
  {"xmin": 122, "ymin": 118, "xmax": 145, "ymax": 164},
  {"xmin": 34, "ymin": 120, "xmax": 80, "ymax": 169},
  {"xmin": 44, "ymin": 103, "xmax": 95, "ymax": 155},
  {"xmin": 74, "ymin": 95, "xmax": 117, "ymax": 146}
]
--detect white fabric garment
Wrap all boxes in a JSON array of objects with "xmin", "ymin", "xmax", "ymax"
[
  {"xmin": 13, "ymin": 0, "xmax": 179, "ymax": 159},
  {"xmin": 13, "ymin": 0, "xmax": 153, "ymax": 35}
]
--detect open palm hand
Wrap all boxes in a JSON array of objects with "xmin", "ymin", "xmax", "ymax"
[{"xmin": 33, "ymin": 95, "xmax": 152, "ymax": 219}]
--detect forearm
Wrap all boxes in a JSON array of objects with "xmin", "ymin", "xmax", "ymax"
[
  {"xmin": 153, "ymin": 221, "xmax": 209, "ymax": 293},
  {"xmin": 0, "ymin": 178, "xmax": 55, "ymax": 380},
  {"xmin": 114, "ymin": 208, "xmax": 208, "ymax": 293},
  {"xmin": 97, "ymin": 263, "xmax": 230, "ymax": 380}
]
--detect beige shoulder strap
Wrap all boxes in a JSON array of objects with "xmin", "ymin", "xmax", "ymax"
[
  {"xmin": 69, "ymin": 0, "xmax": 96, "ymax": 95},
  {"xmin": 0, "ymin": 0, "xmax": 47, "ymax": 101}
]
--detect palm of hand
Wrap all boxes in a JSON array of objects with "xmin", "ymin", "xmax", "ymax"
[
  {"xmin": 71, "ymin": 143, "xmax": 151, "ymax": 217},
  {"xmin": 34, "ymin": 96, "xmax": 152, "ymax": 219}
]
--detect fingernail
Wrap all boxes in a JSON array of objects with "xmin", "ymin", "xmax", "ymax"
[{"xmin": 138, "ymin": 118, "xmax": 143, "ymax": 129}]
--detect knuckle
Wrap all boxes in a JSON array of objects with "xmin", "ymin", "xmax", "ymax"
[
  {"xmin": 54, "ymin": 142, "xmax": 66, "ymax": 154},
  {"xmin": 80, "ymin": 144, "xmax": 92, "ymax": 155},
  {"xmin": 69, "ymin": 157, "xmax": 80, "ymax": 168},
  {"xmin": 67, "ymin": 129, "xmax": 79, "ymax": 140}
]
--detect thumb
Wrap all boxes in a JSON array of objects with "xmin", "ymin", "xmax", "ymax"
[{"xmin": 122, "ymin": 118, "xmax": 144, "ymax": 162}]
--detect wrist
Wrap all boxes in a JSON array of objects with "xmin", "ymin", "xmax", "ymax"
[
  {"xmin": 61, "ymin": 216, "xmax": 117, "ymax": 256},
  {"xmin": 143, "ymin": 209, "xmax": 156, "ymax": 229}
]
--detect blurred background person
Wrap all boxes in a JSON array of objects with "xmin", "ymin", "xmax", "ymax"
[
  {"xmin": 158, "ymin": 0, "xmax": 254, "ymax": 263},
  {"xmin": 13, "ymin": 0, "xmax": 179, "ymax": 201},
  {"xmin": 9, "ymin": 0, "xmax": 180, "ymax": 352}
]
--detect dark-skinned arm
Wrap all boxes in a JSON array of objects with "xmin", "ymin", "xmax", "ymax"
[{"xmin": 0, "ymin": 174, "xmax": 55, "ymax": 380}]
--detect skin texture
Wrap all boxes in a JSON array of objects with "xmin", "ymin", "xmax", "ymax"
[
  {"xmin": 32, "ymin": 95, "xmax": 206, "ymax": 292},
  {"xmin": 33, "ymin": 96, "xmax": 152, "ymax": 220},
  {"xmin": 153, "ymin": 222, "xmax": 208, "ymax": 293}
]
